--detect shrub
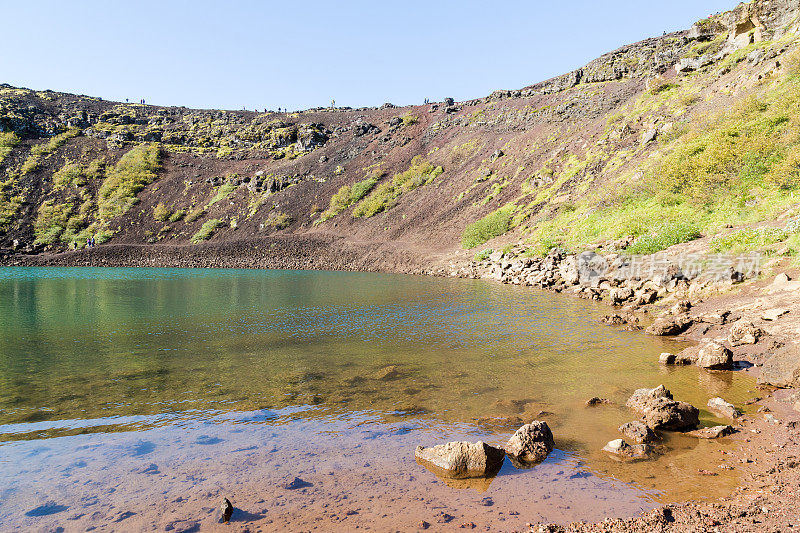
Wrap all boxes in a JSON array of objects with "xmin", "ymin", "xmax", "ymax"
[
  {"xmin": 98, "ymin": 144, "xmax": 161, "ymax": 221},
  {"xmin": 33, "ymin": 200, "xmax": 74, "ymax": 245},
  {"xmin": 52, "ymin": 162, "xmax": 85, "ymax": 190},
  {"xmin": 352, "ymin": 157, "xmax": 443, "ymax": 218},
  {"xmin": 0, "ymin": 132, "xmax": 19, "ymax": 165},
  {"xmin": 19, "ymin": 129, "xmax": 81, "ymax": 176},
  {"xmin": 190, "ymin": 218, "xmax": 223, "ymax": 243},
  {"xmin": 168, "ymin": 209, "xmax": 186, "ymax": 222},
  {"xmin": 185, "ymin": 207, "xmax": 206, "ymax": 223},
  {"xmin": 461, "ymin": 205, "xmax": 515, "ymax": 249},
  {"xmin": 264, "ymin": 211, "xmax": 292, "ymax": 230},
  {"xmin": 625, "ymin": 221, "xmax": 701, "ymax": 255},
  {"xmin": 153, "ymin": 202, "xmax": 172, "ymax": 221},
  {"xmin": 401, "ymin": 114, "xmax": 418, "ymax": 126},
  {"xmin": 319, "ymin": 176, "xmax": 378, "ymax": 222}
]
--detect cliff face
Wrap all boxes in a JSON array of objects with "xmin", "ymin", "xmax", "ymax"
[{"xmin": 1, "ymin": 0, "xmax": 799, "ymax": 270}]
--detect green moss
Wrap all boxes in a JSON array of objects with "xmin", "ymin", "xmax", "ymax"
[
  {"xmin": 185, "ymin": 207, "xmax": 206, "ymax": 223},
  {"xmin": 190, "ymin": 218, "xmax": 223, "ymax": 243},
  {"xmin": 318, "ymin": 176, "xmax": 378, "ymax": 222},
  {"xmin": 98, "ymin": 144, "xmax": 161, "ymax": 221},
  {"xmin": 19, "ymin": 129, "xmax": 81, "ymax": 176},
  {"xmin": 51, "ymin": 161, "xmax": 86, "ymax": 190},
  {"xmin": 207, "ymin": 181, "xmax": 236, "ymax": 207},
  {"xmin": 168, "ymin": 209, "xmax": 186, "ymax": 223},
  {"xmin": 461, "ymin": 204, "xmax": 516, "ymax": 249},
  {"xmin": 0, "ymin": 132, "xmax": 20, "ymax": 165},
  {"xmin": 33, "ymin": 199, "xmax": 75, "ymax": 245},
  {"xmin": 264, "ymin": 211, "xmax": 292, "ymax": 230}
]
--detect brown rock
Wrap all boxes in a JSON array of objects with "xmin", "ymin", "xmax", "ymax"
[
  {"xmin": 757, "ymin": 344, "xmax": 800, "ymax": 388},
  {"xmin": 696, "ymin": 342, "xmax": 733, "ymax": 370},
  {"xmin": 505, "ymin": 421, "xmax": 555, "ymax": 465},
  {"xmin": 645, "ymin": 315, "xmax": 693, "ymax": 336},
  {"xmin": 415, "ymin": 441, "xmax": 505, "ymax": 479},
  {"xmin": 626, "ymin": 385, "xmax": 699, "ymax": 430},
  {"xmin": 686, "ymin": 425, "xmax": 735, "ymax": 439},
  {"xmin": 707, "ymin": 397, "xmax": 742, "ymax": 420},
  {"xmin": 728, "ymin": 321, "xmax": 765, "ymax": 346},
  {"xmin": 618, "ymin": 420, "xmax": 658, "ymax": 443},
  {"xmin": 602, "ymin": 438, "xmax": 651, "ymax": 460},
  {"xmin": 585, "ymin": 397, "xmax": 611, "ymax": 406}
]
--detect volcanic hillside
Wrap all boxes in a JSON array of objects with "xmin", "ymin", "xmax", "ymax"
[{"xmin": 2, "ymin": 0, "xmax": 800, "ymax": 271}]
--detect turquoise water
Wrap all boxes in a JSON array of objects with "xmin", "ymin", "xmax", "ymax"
[{"xmin": 0, "ymin": 267, "xmax": 757, "ymax": 530}]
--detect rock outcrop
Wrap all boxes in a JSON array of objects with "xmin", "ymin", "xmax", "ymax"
[
  {"xmin": 758, "ymin": 345, "xmax": 800, "ymax": 388},
  {"xmin": 504, "ymin": 421, "xmax": 555, "ymax": 466}
]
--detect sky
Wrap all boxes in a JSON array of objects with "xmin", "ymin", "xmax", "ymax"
[{"xmin": 2, "ymin": 1, "xmax": 737, "ymax": 111}]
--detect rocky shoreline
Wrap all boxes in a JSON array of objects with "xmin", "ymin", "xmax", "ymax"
[{"xmin": 3, "ymin": 243, "xmax": 800, "ymax": 531}]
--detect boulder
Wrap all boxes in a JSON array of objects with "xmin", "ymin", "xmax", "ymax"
[
  {"xmin": 609, "ymin": 287, "xmax": 634, "ymax": 304},
  {"xmin": 696, "ymin": 342, "xmax": 733, "ymax": 370},
  {"xmin": 686, "ymin": 425, "xmax": 736, "ymax": 439},
  {"xmin": 645, "ymin": 315, "xmax": 693, "ymax": 336},
  {"xmin": 758, "ymin": 345, "xmax": 800, "ymax": 388},
  {"xmin": 659, "ymin": 352, "xmax": 676, "ymax": 365},
  {"xmin": 626, "ymin": 385, "xmax": 699, "ymax": 431},
  {"xmin": 602, "ymin": 438, "xmax": 650, "ymax": 460},
  {"xmin": 707, "ymin": 397, "xmax": 742, "ymax": 420},
  {"xmin": 505, "ymin": 421, "xmax": 555, "ymax": 465},
  {"xmin": 585, "ymin": 397, "xmax": 611, "ymax": 406},
  {"xmin": 415, "ymin": 441, "xmax": 505, "ymax": 479},
  {"xmin": 728, "ymin": 321, "xmax": 765, "ymax": 346},
  {"xmin": 697, "ymin": 310, "xmax": 730, "ymax": 324},
  {"xmin": 618, "ymin": 421, "xmax": 658, "ymax": 443}
]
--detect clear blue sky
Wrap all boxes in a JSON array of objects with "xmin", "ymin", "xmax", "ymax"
[{"xmin": 3, "ymin": 1, "xmax": 736, "ymax": 111}]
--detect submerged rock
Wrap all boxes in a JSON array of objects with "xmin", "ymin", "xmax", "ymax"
[
  {"xmin": 658, "ymin": 352, "xmax": 676, "ymax": 365},
  {"xmin": 585, "ymin": 397, "xmax": 611, "ymax": 407},
  {"xmin": 696, "ymin": 342, "xmax": 733, "ymax": 370},
  {"xmin": 371, "ymin": 365, "xmax": 402, "ymax": 380},
  {"xmin": 602, "ymin": 438, "xmax": 650, "ymax": 460},
  {"xmin": 626, "ymin": 385, "xmax": 699, "ymax": 431},
  {"xmin": 618, "ymin": 421, "xmax": 658, "ymax": 443},
  {"xmin": 415, "ymin": 441, "xmax": 505, "ymax": 478},
  {"xmin": 505, "ymin": 421, "xmax": 555, "ymax": 466},
  {"xmin": 686, "ymin": 425, "xmax": 736, "ymax": 439},
  {"xmin": 707, "ymin": 397, "xmax": 742, "ymax": 420}
]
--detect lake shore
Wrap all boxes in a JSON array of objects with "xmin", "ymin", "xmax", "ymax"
[{"xmin": 3, "ymin": 243, "xmax": 800, "ymax": 532}]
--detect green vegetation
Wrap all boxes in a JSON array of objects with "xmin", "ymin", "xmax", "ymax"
[
  {"xmin": 352, "ymin": 157, "xmax": 443, "ymax": 218},
  {"xmin": 51, "ymin": 162, "xmax": 86, "ymax": 190},
  {"xmin": 185, "ymin": 207, "xmax": 206, "ymax": 223},
  {"xmin": 19, "ymin": 129, "xmax": 81, "ymax": 176},
  {"xmin": 153, "ymin": 202, "xmax": 172, "ymax": 221},
  {"xmin": 461, "ymin": 204, "xmax": 516, "ymax": 249},
  {"xmin": 264, "ymin": 211, "xmax": 292, "ymax": 230},
  {"xmin": 190, "ymin": 218, "xmax": 223, "ymax": 243},
  {"xmin": 0, "ymin": 182, "xmax": 22, "ymax": 232},
  {"xmin": 401, "ymin": 114, "xmax": 418, "ymax": 126},
  {"xmin": 318, "ymin": 176, "xmax": 378, "ymax": 222},
  {"xmin": 626, "ymin": 221, "xmax": 702, "ymax": 255},
  {"xmin": 168, "ymin": 209, "xmax": 186, "ymax": 223},
  {"xmin": 474, "ymin": 248, "xmax": 493, "ymax": 261},
  {"xmin": 207, "ymin": 181, "xmax": 236, "ymax": 207},
  {"xmin": 711, "ymin": 226, "xmax": 790, "ymax": 254},
  {"xmin": 33, "ymin": 200, "xmax": 75, "ymax": 245},
  {"xmin": 98, "ymin": 144, "xmax": 161, "ymax": 221},
  {"xmin": 0, "ymin": 132, "xmax": 19, "ymax": 165}
]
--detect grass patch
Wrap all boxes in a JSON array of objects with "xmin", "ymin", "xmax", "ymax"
[
  {"xmin": 318, "ymin": 176, "xmax": 378, "ymax": 222},
  {"xmin": 461, "ymin": 204, "xmax": 516, "ymax": 249},
  {"xmin": 625, "ymin": 221, "xmax": 702, "ymax": 255},
  {"xmin": 264, "ymin": 211, "xmax": 292, "ymax": 230},
  {"xmin": 352, "ymin": 157, "xmax": 443, "ymax": 218},
  {"xmin": 207, "ymin": 181, "xmax": 236, "ymax": 207},
  {"xmin": 0, "ymin": 132, "xmax": 20, "ymax": 165},
  {"xmin": 51, "ymin": 161, "xmax": 86, "ymax": 190},
  {"xmin": 185, "ymin": 207, "xmax": 206, "ymax": 223},
  {"xmin": 711, "ymin": 227, "xmax": 790, "ymax": 253},
  {"xmin": 474, "ymin": 248, "xmax": 493, "ymax": 261},
  {"xmin": 190, "ymin": 218, "xmax": 223, "ymax": 243},
  {"xmin": 19, "ymin": 129, "xmax": 81, "ymax": 176},
  {"xmin": 168, "ymin": 209, "xmax": 186, "ymax": 223},
  {"xmin": 98, "ymin": 144, "xmax": 161, "ymax": 221}
]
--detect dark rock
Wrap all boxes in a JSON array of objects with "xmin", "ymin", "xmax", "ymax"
[
  {"xmin": 280, "ymin": 476, "xmax": 312, "ymax": 490},
  {"xmin": 585, "ymin": 397, "xmax": 611, "ymax": 406},
  {"xmin": 220, "ymin": 498, "xmax": 233, "ymax": 523}
]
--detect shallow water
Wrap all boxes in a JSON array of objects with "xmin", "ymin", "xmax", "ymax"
[{"xmin": 0, "ymin": 268, "xmax": 756, "ymax": 531}]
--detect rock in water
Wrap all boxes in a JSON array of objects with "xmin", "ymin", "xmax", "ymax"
[
  {"xmin": 696, "ymin": 342, "xmax": 733, "ymax": 370},
  {"xmin": 707, "ymin": 397, "xmax": 742, "ymax": 420},
  {"xmin": 602, "ymin": 438, "xmax": 650, "ymax": 460},
  {"xmin": 505, "ymin": 421, "xmax": 555, "ymax": 466},
  {"xmin": 686, "ymin": 425, "xmax": 735, "ymax": 439},
  {"xmin": 415, "ymin": 441, "xmax": 505, "ymax": 478},
  {"xmin": 220, "ymin": 498, "xmax": 233, "ymax": 523},
  {"xmin": 626, "ymin": 385, "xmax": 699, "ymax": 430},
  {"xmin": 618, "ymin": 421, "xmax": 658, "ymax": 443}
]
